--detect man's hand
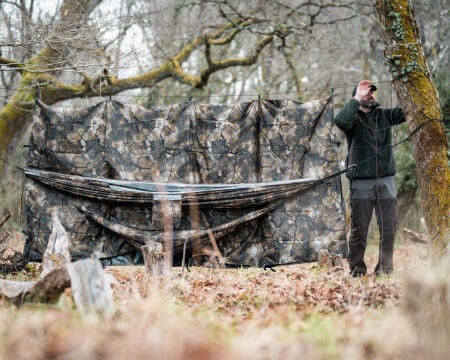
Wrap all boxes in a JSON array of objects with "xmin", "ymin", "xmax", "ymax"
[{"xmin": 354, "ymin": 80, "xmax": 372, "ymax": 102}]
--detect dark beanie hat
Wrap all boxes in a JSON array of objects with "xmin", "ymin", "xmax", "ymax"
[{"xmin": 352, "ymin": 84, "xmax": 377, "ymax": 97}]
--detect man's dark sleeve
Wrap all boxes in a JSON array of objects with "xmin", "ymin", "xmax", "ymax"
[
  {"xmin": 386, "ymin": 106, "xmax": 406, "ymax": 126},
  {"xmin": 334, "ymin": 98, "xmax": 360, "ymax": 132}
]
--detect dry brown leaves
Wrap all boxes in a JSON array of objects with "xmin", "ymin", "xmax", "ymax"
[
  {"xmin": 106, "ymin": 261, "xmax": 401, "ymax": 321},
  {"xmin": 0, "ymin": 242, "xmax": 436, "ymax": 360}
]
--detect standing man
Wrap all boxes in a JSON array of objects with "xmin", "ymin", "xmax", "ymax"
[{"xmin": 335, "ymin": 80, "xmax": 405, "ymax": 276}]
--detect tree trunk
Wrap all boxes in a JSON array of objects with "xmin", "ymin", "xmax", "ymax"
[
  {"xmin": 0, "ymin": 265, "xmax": 70, "ymax": 303},
  {"xmin": 0, "ymin": 0, "xmax": 104, "ymax": 175},
  {"xmin": 376, "ymin": 0, "xmax": 449, "ymax": 256}
]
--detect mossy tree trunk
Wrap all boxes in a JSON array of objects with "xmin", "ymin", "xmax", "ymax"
[
  {"xmin": 376, "ymin": 0, "xmax": 449, "ymax": 256},
  {"xmin": 0, "ymin": 0, "xmax": 104, "ymax": 174}
]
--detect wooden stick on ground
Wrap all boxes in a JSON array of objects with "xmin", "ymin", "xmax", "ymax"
[
  {"xmin": 0, "ymin": 212, "xmax": 13, "ymax": 229},
  {"xmin": 207, "ymin": 229, "xmax": 225, "ymax": 267},
  {"xmin": 403, "ymin": 228, "xmax": 427, "ymax": 244}
]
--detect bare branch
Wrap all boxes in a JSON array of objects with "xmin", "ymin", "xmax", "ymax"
[
  {"xmin": 0, "ymin": 57, "xmax": 25, "ymax": 72},
  {"xmin": 197, "ymin": 35, "xmax": 273, "ymax": 88}
]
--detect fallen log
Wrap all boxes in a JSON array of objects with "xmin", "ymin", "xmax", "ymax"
[
  {"xmin": 0, "ymin": 278, "xmax": 35, "ymax": 299},
  {"xmin": 33, "ymin": 265, "xmax": 71, "ymax": 302},
  {"xmin": 0, "ymin": 259, "xmax": 113, "ymax": 314},
  {"xmin": 0, "ymin": 265, "xmax": 69, "ymax": 303}
]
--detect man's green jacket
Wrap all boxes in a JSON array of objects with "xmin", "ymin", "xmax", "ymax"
[{"xmin": 335, "ymin": 98, "xmax": 405, "ymax": 179}]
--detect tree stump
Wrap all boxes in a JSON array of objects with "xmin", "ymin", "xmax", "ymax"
[
  {"xmin": 142, "ymin": 241, "xmax": 170, "ymax": 277},
  {"xmin": 41, "ymin": 209, "xmax": 71, "ymax": 277},
  {"xmin": 65, "ymin": 259, "xmax": 113, "ymax": 315}
]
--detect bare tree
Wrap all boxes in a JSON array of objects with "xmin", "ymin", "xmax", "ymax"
[{"xmin": 0, "ymin": 0, "xmax": 357, "ymax": 175}]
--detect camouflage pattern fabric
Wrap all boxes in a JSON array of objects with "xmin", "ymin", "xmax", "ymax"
[
  {"xmin": 24, "ymin": 169, "xmax": 327, "ymax": 249},
  {"xmin": 25, "ymin": 97, "xmax": 346, "ymax": 266}
]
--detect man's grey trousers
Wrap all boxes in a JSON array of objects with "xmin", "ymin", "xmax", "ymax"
[{"xmin": 349, "ymin": 176, "xmax": 397, "ymax": 275}]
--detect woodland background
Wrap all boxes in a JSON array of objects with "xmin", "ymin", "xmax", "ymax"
[
  {"xmin": 0, "ymin": 0, "xmax": 448, "ymax": 239},
  {"xmin": 0, "ymin": 2, "xmax": 448, "ymax": 359}
]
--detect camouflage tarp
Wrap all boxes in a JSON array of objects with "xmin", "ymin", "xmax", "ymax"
[{"xmin": 24, "ymin": 97, "xmax": 346, "ymax": 266}]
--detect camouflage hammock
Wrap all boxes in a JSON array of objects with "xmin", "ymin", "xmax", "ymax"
[{"xmin": 24, "ymin": 97, "xmax": 346, "ymax": 266}]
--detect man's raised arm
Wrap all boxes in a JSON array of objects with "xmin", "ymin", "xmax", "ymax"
[{"xmin": 335, "ymin": 80, "xmax": 373, "ymax": 132}]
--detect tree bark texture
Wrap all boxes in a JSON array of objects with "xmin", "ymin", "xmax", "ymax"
[
  {"xmin": 142, "ymin": 242, "xmax": 170, "ymax": 277},
  {"xmin": 41, "ymin": 209, "xmax": 72, "ymax": 277},
  {"xmin": 376, "ymin": 0, "xmax": 449, "ymax": 256},
  {"xmin": 33, "ymin": 265, "xmax": 71, "ymax": 302},
  {"xmin": 0, "ymin": 265, "xmax": 70, "ymax": 303},
  {"xmin": 65, "ymin": 259, "xmax": 114, "ymax": 315}
]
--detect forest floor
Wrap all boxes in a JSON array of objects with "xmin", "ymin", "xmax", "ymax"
[{"xmin": 0, "ymin": 240, "xmax": 448, "ymax": 360}]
